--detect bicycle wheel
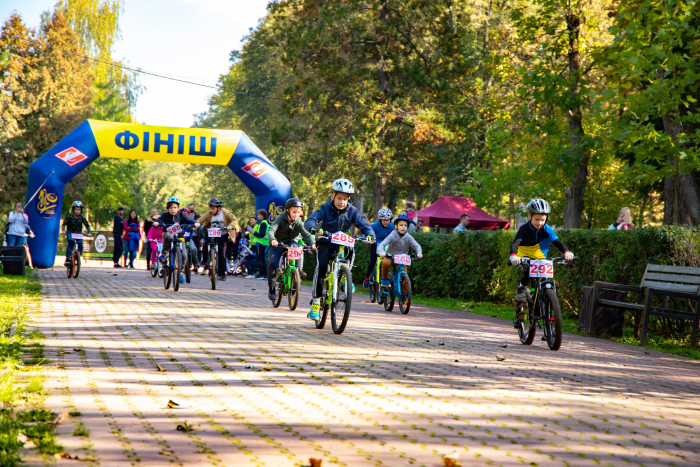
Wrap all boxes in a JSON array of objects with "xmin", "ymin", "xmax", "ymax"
[
  {"xmin": 543, "ymin": 289, "xmax": 563, "ymax": 350},
  {"xmin": 164, "ymin": 261, "xmax": 171, "ymax": 290},
  {"xmin": 272, "ymin": 274, "xmax": 284, "ymax": 308},
  {"xmin": 331, "ymin": 263, "xmax": 352, "ymax": 334},
  {"xmin": 65, "ymin": 256, "xmax": 72, "ymax": 278},
  {"xmin": 209, "ymin": 245, "xmax": 217, "ymax": 290},
  {"xmin": 73, "ymin": 253, "xmax": 80, "ymax": 278},
  {"xmin": 158, "ymin": 263, "xmax": 164, "ymax": 278},
  {"xmin": 150, "ymin": 258, "xmax": 158, "ymax": 277},
  {"xmin": 516, "ymin": 301, "xmax": 536, "ymax": 345},
  {"xmin": 288, "ymin": 269, "xmax": 301, "ymax": 310},
  {"xmin": 184, "ymin": 248, "xmax": 191, "ymax": 284},
  {"xmin": 383, "ymin": 281, "xmax": 395, "ymax": 312},
  {"xmin": 173, "ymin": 244, "xmax": 182, "ymax": 292},
  {"xmin": 398, "ymin": 272, "xmax": 411, "ymax": 315},
  {"xmin": 315, "ymin": 294, "xmax": 329, "ymax": 329},
  {"xmin": 369, "ymin": 279, "xmax": 378, "ymax": 303}
]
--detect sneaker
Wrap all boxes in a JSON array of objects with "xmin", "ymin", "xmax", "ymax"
[
  {"xmin": 199, "ymin": 268, "xmax": 207, "ymax": 275},
  {"xmin": 149, "ymin": 265, "xmax": 155, "ymax": 271},
  {"xmin": 158, "ymin": 254, "xmax": 167, "ymax": 263},
  {"xmin": 268, "ymin": 288, "xmax": 277, "ymax": 300},
  {"xmin": 193, "ymin": 267, "xmax": 199, "ymax": 274},
  {"xmin": 64, "ymin": 259, "xmax": 71, "ymax": 267},
  {"xmin": 221, "ymin": 275, "xmax": 227, "ymax": 281},
  {"xmin": 301, "ymin": 272, "xmax": 307, "ymax": 279},
  {"xmin": 363, "ymin": 278, "xmax": 370, "ymax": 289},
  {"xmin": 516, "ymin": 308, "xmax": 527, "ymax": 321},
  {"xmin": 114, "ymin": 263, "xmax": 122, "ymax": 268},
  {"xmin": 257, "ymin": 276, "xmax": 267, "ymax": 280},
  {"xmin": 381, "ymin": 278, "xmax": 389, "ymax": 287},
  {"xmin": 352, "ymin": 283, "xmax": 355, "ymax": 293},
  {"xmin": 180, "ymin": 273, "xmax": 185, "ymax": 283},
  {"xmin": 307, "ymin": 298, "xmax": 321, "ymax": 320},
  {"xmin": 130, "ymin": 266, "xmax": 135, "ymax": 269},
  {"xmin": 244, "ymin": 275, "xmax": 256, "ymax": 279}
]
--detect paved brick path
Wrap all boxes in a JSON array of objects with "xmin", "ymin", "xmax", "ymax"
[{"xmin": 28, "ymin": 259, "xmax": 700, "ymax": 466}]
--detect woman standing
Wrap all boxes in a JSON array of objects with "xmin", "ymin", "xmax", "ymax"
[
  {"xmin": 123, "ymin": 210, "xmax": 141, "ymax": 269},
  {"xmin": 7, "ymin": 202, "xmax": 28, "ymax": 246}
]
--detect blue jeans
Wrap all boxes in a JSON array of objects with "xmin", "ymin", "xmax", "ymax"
[
  {"xmin": 6, "ymin": 234, "xmax": 24, "ymax": 247},
  {"xmin": 126, "ymin": 249, "xmax": 137, "ymax": 267},
  {"xmin": 66, "ymin": 236, "xmax": 84, "ymax": 260}
]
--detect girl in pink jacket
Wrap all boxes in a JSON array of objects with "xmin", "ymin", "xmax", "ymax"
[{"xmin": 147, "ymin": 223, "xmax": 164, "ymax": 269}]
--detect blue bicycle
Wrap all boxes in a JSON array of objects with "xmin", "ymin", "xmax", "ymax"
[{"xmin": 380, "ymin": 253, "xmax": 419, "ymax": 314}]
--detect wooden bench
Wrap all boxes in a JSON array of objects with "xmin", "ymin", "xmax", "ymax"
[{"xmin": 593, "ymin": 264, "xmax": 700, "ymax": 347}]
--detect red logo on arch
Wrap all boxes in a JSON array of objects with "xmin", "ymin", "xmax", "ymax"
[
  {"xmin": 242, "ymin": 160, "xmax": 268, "ymax": 178},
  {"xmin": 55, "ymin": 147, "xmax": 88, "ymax": 166}
]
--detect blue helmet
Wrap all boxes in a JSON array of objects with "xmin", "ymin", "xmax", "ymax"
[
  {"xmin": 394, "ymin": 214, "xmax": 411, "ymax": 226},
  {"xmin": 166, "ymin": 196, "xmax": 180, "ymax": 206}
]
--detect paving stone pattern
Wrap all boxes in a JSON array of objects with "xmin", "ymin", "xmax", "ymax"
[{"xmin": 30, "ymin": 260, "xmax": 700, "ymax": 466}]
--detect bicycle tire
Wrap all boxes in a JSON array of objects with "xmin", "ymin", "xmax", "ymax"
[
  {"xmin": 73, "ymin": 253, "xmax": 80, "ymax": 278},
  {"xmin": 517, "ymin": 301, "xmax": 536, "ymax": 345},
  {"xmin": 66, "ymin": 257, "xmax": 72, "ymax": 278},
  {"xmin": 369, "ymin": 280, "xmax": 378, "ymax": 303},
  {"xmin": 398, "ymin": 272, "xmax": 411, "ymax": 314},
  {"xmin": 184, "ymin": 248, "xmax": 191, "ymax": 284},
  {"xmin": 210, "ymin": 245, "xmax": 217, "ymax": 290},
  {"xmin": 383, "ymin": 282, "xmax": 395, "ymax": 312},
  {"xmin": 173, "ymin": 244, "xmax": 182, "ymax": 292},
  {"xmin": 543, "ymin": 289, "xmax": 563, "ymax": 350},
  {"xmin": 331, "ymin": 263, "xmax": 352, "ymax": 334},
  {"xmin": 150, "ymin": 259, "xmax": 158, "ymax": 277},
  {"xmin": 289, "ymin": 268, "xmax": 300, "ymax": 310},
  {"xmin": 164, "ymin": 262, "xmax": 171, "ymax": 290},
  {"xmin": 272, "ymin": 275, "xmax": 284, "ymax": 308},
  {"xmin": 315, "ymin": 300, "xmax": 329, "ymax": 329}
]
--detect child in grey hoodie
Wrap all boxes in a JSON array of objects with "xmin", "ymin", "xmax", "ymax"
[{"xmin": 377, "ymin": 214, "xmax": 423, "ymax": 287}]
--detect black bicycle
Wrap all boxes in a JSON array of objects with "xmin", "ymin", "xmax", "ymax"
[
  {"xmin": 202, "ymin": 225, "xmax": 228, "ymax": 290},
  {"xmin": 160, "ymin": 223, "xmax": 187, "ymax": 292},
  {"xmin": 510, "ymin": 256, "xmax": 575, "ymax": 351}
]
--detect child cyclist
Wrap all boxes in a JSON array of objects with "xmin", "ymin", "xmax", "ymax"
[
  {"xmin": 63, "ymin": 201, "xmax": 92, "ymax": 266},
  {"xmin": 364, "ymin": 207, "xmax": 395, "ymax": 288},
  {"xmin": 377, "ymin": 214, "xmax": 423, "ymax": 307},
  {"xmin": 194, "ymin": 198, "xmax": 239, "ymax": 281},
  {"xmin": 509, "ymin": 199, "xmax": 574, "ymax": 309},
  {"xmin": 266, "ymin": 198, "xmax": 316, "ymax": 300},
  {"xmin": 153, "ymin": 197, "xmax": 195, "ymax": 264},
  {"xmin": 304, "ymin": 178, "xmax": 376, "ymax": 320}
]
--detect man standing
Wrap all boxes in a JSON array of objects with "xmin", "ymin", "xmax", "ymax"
[
  {"xmin": 112, "ymin": 207, "xmax": 125, "ymax": 268},
  {"xmin": 453, "ymin": 214, "xmax": 470, "ymax": 234}
]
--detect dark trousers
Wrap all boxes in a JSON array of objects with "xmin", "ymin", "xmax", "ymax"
[
  {"xmin": 192, "ymin": 236, "xmax": 202, "ymax": 265},
  {"xmin": 112, "ymin": 234, "xmax": 124, "ymax": 264},
  {"xmin": 256, "ymin": 244, "xmax": 268, "ymax": 277},
  {"xmin": 145, "ymin": 241, "xmax": 152, "ymax": 267},
  {"xmin": 201, "ymin": 233, "xmax": 229, "ymax": 277},
  {"xmin": 66, "ymin": 238, "xmax": 84, "ymax": 259},
  {"xmin": 244, "ymin": 258, "xmax": 257, "ymax": 276},
  {"xmin": 267, "ymin": 241, "xmax": 298, "ymax": 289},
  {"xmin": 365, "ymin": 244, "xmax": 378, "ymax": 279},
  {"xmin": 312, "ymin": 242, "xmax": 340, "ymax": 298}
]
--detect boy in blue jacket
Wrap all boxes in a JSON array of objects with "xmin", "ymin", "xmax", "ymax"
[
  {"xmin": 304, "ymin": 178, "xmax": 376, "ymax": 320},
  {"xmin": 364, "ymin": 207, "xmax": 394, "ymax": 288}
]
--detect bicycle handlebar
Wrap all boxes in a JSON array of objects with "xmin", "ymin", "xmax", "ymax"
[
  {"xmin": 384, "ymin": 253, "xmax": 422, "ymax": 261},
  {"xmin": 507, "ymin": 256, "xmax": 578, "ymax": 266}
]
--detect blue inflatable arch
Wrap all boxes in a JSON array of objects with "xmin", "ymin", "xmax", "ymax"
[{"xmin": 24, "ymin": 120, "xmax": 291, "ymax": 268}]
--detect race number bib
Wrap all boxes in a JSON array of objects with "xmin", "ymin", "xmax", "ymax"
[
  {"xmin": 331, "ymin": 232, "xmax": 355, "ymax": 248},
  {"xmin": 208, "ymin": 228, "xmax": 222, "ymax": 238},
  {"xmin": 288, "ymin": 247, "xmax": 303, "ymax": 260},
  {"xmin": 70, "ymin": 233, "xmax": 83, "ymax": 240},
  {"xmin": 529, "ymin": 260, "xmax": 554, "ymax": 278},
  {"xmin": 394, "ymin": 254, "xmax": 412, "ymax": 266},
  {"xmin": 156, "ymin": 242, "xmax": 164, "ymax": 252},
  {"xmin": 167, "ymin": 223, "xmax": 182, "ymax": 236}
]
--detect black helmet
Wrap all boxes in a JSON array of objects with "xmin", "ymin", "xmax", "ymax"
[
  {"xmin": 285, "ymin": 198, "xmax": 304, "ymax": 210},
  {"xmin": 208, "ymin": 197, "xmax": 222, "ymax": 207}
]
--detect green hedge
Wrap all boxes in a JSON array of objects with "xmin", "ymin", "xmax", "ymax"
[{"xmin": 303, "ymin": 226, "xmax": 700, "ymax": 317}]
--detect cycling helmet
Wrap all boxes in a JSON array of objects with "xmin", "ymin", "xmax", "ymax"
[
  {"xmin": 377, "ymin": 208, "xmax": 393, "ymax": 220},
  {"xmin": 166, "ymin": 196, "xmax": 180, "ymax": 206},
  {"xmin": 526, "ymin": 199, "xmax": 551, "ymax": 215},
  {"xmin": 71, "ymin": 201, "xmax": 83, "ymax": 209},
  {"xmin": 331, "ymin": 178, "xmax": 355, "ymax": 194},
  {"xmin": 285, "ymin": 198, "xmax": 304, "ymax": 210},
  {"xmin": 208, "ymin": 197, "xmax": 222, "ymax": 207},
  {"xmin": 393, "ymin": 214, "xmax": 411, "ymax": 226}
]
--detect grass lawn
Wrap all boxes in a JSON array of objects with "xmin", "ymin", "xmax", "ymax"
[{"xmin": 0, "ymin": 267, "xmax": 63, "ymax": 465}]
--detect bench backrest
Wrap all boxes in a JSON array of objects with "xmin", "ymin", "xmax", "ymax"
[{"xmin": 640, "ymin": 264, "xmax": 700, "ymax": 295}]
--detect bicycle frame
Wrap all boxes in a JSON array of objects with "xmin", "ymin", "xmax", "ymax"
[{"xmin": 325, "ymin": 245, "xmax": 354, "ymax": 305}]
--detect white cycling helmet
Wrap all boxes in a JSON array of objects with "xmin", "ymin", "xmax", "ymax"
[
  {"xmin": 377, "ymin": 208, "xmax": 393, "ymax": 220},
  {"xmin": 331, "ymin": 178, "xmax": 355, "ymax": 194},
  {"xmin": 526, "ymin": 199, "xmax": 551, "ymax": 215}
]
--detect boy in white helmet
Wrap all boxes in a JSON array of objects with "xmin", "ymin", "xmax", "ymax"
[{"xmin": 509, "ymin": 199, "xmax": 574, "ymax": 305}]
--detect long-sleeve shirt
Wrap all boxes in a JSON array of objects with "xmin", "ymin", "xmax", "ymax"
[
  {"xmin": 147, "ymin": 225, "xmax": 164, "ymax": 242},
  {"xmin": 370, "ymin": 220, "xmax": 394, "ymax": 244},
  {"xmin": 63, "ymin": 214, "xmax": 91, "ymax": 234},
  {"xmin": 509, "ymin": 222, "xmax": 569, "ymax": 260},
  {"xmin": 377, "ymin": 230, "xmax": 422, "ymax": 256},
  {"xmin": 113, "ymin": 214, "xmax": 124, "ymax": 235},
  {"xmin": 123, "ymin": 220, "xmax": 140, "ymax": 240},
  {"xmin": 268, "ymin": 213, "xmax": 315, "ymax": 245},
  {"xmin": 304, "ymin": 200, "xmax": 375, "ymax": 238},
  {"xmin": 8, "ymin": 211, "xmax": 29, "ymax": 237}
]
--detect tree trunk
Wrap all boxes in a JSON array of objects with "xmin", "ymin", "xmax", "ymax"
[
  {"xmin": 374, "ymin": 174, "xmax": 386, "ymax": 220},
  {"xmin": 562, "ymin": 11, "xmax": 589, "ymax": 229}
]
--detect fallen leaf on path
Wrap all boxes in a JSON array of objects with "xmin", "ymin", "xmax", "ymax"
[
  {"xmin": 156, "ymin": 364, "xmax": 167, "ymax": 372},
  {"xmin": 176, "ymin": 421, "xmax": 198, "ymax": 432},
  {"xmin": 112, "ymin": 274, "xmax": 118, "ymax": 276},
  {"xmin": 245, "ymin": 365, "xmax": 255, "ymax": 369},
  {"xmin": 491, "ymin": 314, "xmax": 497, "ymax": 318},
  {"xmin": 309, "ymin": 458, "xmax": 323, "ymax": 467},
  {"xmin": 454, "ymin": 360, "xmax": 459, "ymax": 362},
  {"xmin": 61, "ymin": 349, "xmax": 81, "ymax": 355},
  {"xmin": 53, "ymin": 412, "xmax": 71, "ymax": 424},
  {"xmin": 262, "ymin": 367, "xmax": 272, "ymax": 372},
  {"xmin": 645, "ymin": 352, "xmax": 650, "ymax": 354},
  {"xmin": 439, "ymin": 343, "xmax": 445, "ymax": 345},
  {"xmin": 55, "ymin": 452, "xmax": 78, "ymax": 460},
  {"xmin": 443, "ymin": 451, "xmax": 461, "ymax": 466},
  {"xmin": 496, "ymin": 355, "xmax": 506, "ymax": 361},
  {"xmin": 167, "ymin": 400, "xmax": 189, "ymax": 409}
]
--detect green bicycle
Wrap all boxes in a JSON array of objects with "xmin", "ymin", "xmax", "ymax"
[
  {"xmin": 314, "ymin": 232, "xmax": 370, "ymax": 334},
  {"xmin": 271, "ymin": 244, "xmax": 307, "ymax": 310}
]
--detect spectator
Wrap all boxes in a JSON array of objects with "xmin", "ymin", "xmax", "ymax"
[
  {"xmin": 7, "ymin": 202, "xmax": 28, "ymax": 247},
  {"xmin": 123, "ymin": 210, "xmax": 140, "ymax": 269},
  {"xmin": 416, "ymin": 217, "xmax": 425, "ymax": 232},
  {"xmin": 252, "ymin": 210, "xmax": 270, "ymax": 279},
  {"xmin": 608, "ymin": 207, "xmax": 635, "ymax": 230},
  {"xmin": 112, "ymin": 207, "xmax": 125, "ymax": 268},
  {"xmin": 404, "ymin": 201, "xmax": 418, "ymax": 222},
  {"xmin": 453, "ymin": 214, "xmax": 470, "ymax": 233},
  {"xmin": 143, "ymin": 208, "xmax": 159, "ymax": 270}
]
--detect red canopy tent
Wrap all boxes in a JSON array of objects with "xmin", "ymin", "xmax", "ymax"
[{"xmin": 416, "ymin": 196, "xmax": 510, "ymax": 230}]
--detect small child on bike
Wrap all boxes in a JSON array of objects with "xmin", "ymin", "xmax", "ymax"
[
  {"xmin": 267, "ymin": 198, "xmax": 316, "ymax": 300},
  {"xmin": 304, "ymin": 179, "xmax": 375, "ymax": 321},
  {"xmin": 153, "ymin": 197, "xmax": 195, "ymax": 264},
  {"xmin": 509, "ymin": 199, "xmax": 574, "ymax": 305},
  {"xmin": 63, "ymin": 201, "xmax": 92, "ymax": 266},
  {"xmin": 377, "ymin": 214, "xmax": 423, "ymax": 290},
  {"xmin": 364, "ymin": 207, "xmax": 395, "ymax": 288},
  {"xmin": 147, "ymin": 220, "xmax": 163, "ymax": 270}
]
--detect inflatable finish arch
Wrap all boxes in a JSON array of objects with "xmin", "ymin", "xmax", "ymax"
[{"xmin": 24, "ymin": 120, "xmax": 290, "ymax": 268}]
